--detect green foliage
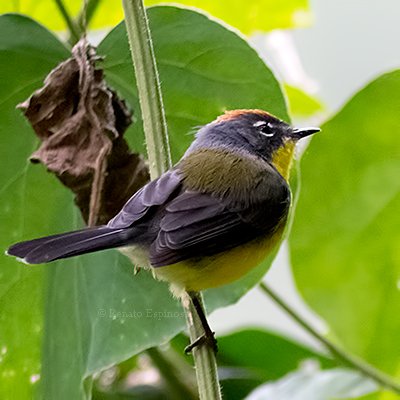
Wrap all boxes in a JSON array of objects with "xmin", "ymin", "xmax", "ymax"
[
  {"xmin": 284, "ymin": 84, "xmax": 325, "ymax": 118},
  {"xmin": 146, "ymin": 0, "xmax": 312, "ymax": 34},
  {"xmin": 218, "ymin": 329, "xmax": 335, "ymax": 381},
  {"xmin": 290, "ymin": 71, "xmax": 400, "ymax": 375},
  {"xmin": 99, "ymin": 6, "xmax": 288, "ymax": 160},
  {"xmin": 0, "ymin": 14, "xmax": 70, "ymax": 399},
  {"xmin": 0, "ymin": 0, "xmax": 311, "ymax": 34},
  {"xmin": 0, "ymin": 0, "xmax": 81, "ymax": 32}
]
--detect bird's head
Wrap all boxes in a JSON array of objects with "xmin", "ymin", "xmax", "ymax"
[{"xmin": 190, "ymin": 109, "xmax": 320, "ymax": 179}]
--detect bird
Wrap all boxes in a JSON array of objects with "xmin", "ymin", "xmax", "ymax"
[{"xmin": 7, "ymin": 109, "xmax": 319, "ymax": 351}]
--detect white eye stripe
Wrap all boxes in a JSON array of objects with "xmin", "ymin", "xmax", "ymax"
[
  {"xmin": 253, "ymin": 121, "xmax": 266, "ymax": 127},
  {"xmin": 260, "ymin": 131, "xmax": 274, "ymax": 137}
]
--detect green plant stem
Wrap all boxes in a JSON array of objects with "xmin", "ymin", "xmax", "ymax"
[
  {"xmin": 147, "ymin": 347, "xmax": 197, "ymax": 399},
  {"xmin": 183, "ymin": 292, "xmax": 222, "ymax": 400},
  {"xmin": 76, "ymin": 0, "xmax": 102, "ymax": 33},
  {"xmin": 122, "ymin": 0, "xmax": 171, "ymax": 178},
  {"xmin": 53, "ymin": 0, "xmax": 81, "ymax": 43},
  {"xmin": 259, "ymin": 282, "xmax": 400, "ymax": 393},
  {"xmin": 121, "ymin": 1, "xmax": 220, "ymax": 398}
]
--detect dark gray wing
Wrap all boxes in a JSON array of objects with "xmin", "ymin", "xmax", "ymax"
[
  {"xmin": 150, "ymin": 168, "xmax": 290, "ymax": 267},
  {"xmin": 107, "ymin": 169, "xmax": 182, "ymax": 228}
]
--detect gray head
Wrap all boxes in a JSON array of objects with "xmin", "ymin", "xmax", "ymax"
[{"xmin": 189, "ymin": 109, "xmax": 320, "ymax": 162}]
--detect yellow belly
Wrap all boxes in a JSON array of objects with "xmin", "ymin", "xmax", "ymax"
[{"xmin": 153, "ymin": 225, "xmax": 285, "ymax": 297}]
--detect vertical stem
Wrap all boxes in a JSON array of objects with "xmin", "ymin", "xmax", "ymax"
[
  {"xmin": 184, "ymin": 293, "xmax": 222, "ymax": 400},
  {"xmin": 122, "ymin": 0, "xmax": 171, "ymax": 179},
  {"xmin": 53, "ymin": 0, "xmax": 81, "ymax": 43},
  {"xmin": 76, "ymin": 0, "xmax": 102, "ymax": 32},
  {"xmin": 121, "ymin": 1, "xmax": 221, "ymax": 398}
]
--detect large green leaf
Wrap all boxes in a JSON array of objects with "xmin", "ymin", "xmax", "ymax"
[
  {"xmin": 0, "ymin": 6, "xmax": 289, "ymax": 399},
  {"xmin": 0, "ymin": 0, "xmax": 311, "ymax": 34},
  {"xmin": 0, "ymin": 14, "xmax": 70, "ymax": 400},
  {"xmin": 290, "ymin": 71, "xmax": 400, "ymax": 375}
]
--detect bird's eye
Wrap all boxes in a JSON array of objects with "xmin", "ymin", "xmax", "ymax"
[{"xmin": 253, "ymin": 121, "xmax": 275, "ymax": 137}]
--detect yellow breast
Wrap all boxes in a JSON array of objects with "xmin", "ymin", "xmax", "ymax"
[{"xmin": 153, "ymin": 221, "xmax": 286, "ymax": 297}]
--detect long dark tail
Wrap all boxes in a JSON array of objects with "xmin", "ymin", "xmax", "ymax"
[{"xmin": 7, "ymin": 226, "xmax": 132, "ymax": 264}]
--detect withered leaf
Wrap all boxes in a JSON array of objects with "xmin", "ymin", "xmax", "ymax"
[{"xmin": 18, "ymin": 39, "xmax": 149, "ymax": 226}]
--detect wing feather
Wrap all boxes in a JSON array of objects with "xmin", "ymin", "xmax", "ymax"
[{"xmin": 107, "ymin": 169, "xmax": 182, "ymax": 229}]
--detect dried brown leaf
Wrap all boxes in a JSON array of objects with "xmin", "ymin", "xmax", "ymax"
[{"xmin": 19, "ymin": 39, "xmax": 149, "ymax": 225}]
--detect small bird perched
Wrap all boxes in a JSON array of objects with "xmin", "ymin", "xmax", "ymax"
[{"xmin": 7, "ymin": 109, "xmax": 319, "ymax": 349}]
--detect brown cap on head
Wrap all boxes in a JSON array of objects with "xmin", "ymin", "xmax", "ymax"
[{"xmin": 216, "ymin": 109, "xmax": 272, "ymax": 122}]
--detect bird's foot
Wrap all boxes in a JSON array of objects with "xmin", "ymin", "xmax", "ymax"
[{"xmin": 185, "ymin": 330, "xmax": 218, "ymax": 354}]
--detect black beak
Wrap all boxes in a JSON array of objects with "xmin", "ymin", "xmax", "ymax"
[{"xmin": 290, "ymin": 127, "xmax": 321, "ymax": 140}]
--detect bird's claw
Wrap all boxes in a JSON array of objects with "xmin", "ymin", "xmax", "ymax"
[{"xmin": 185, "ymin": 331, "xmax": 218, "ymax": 354}]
